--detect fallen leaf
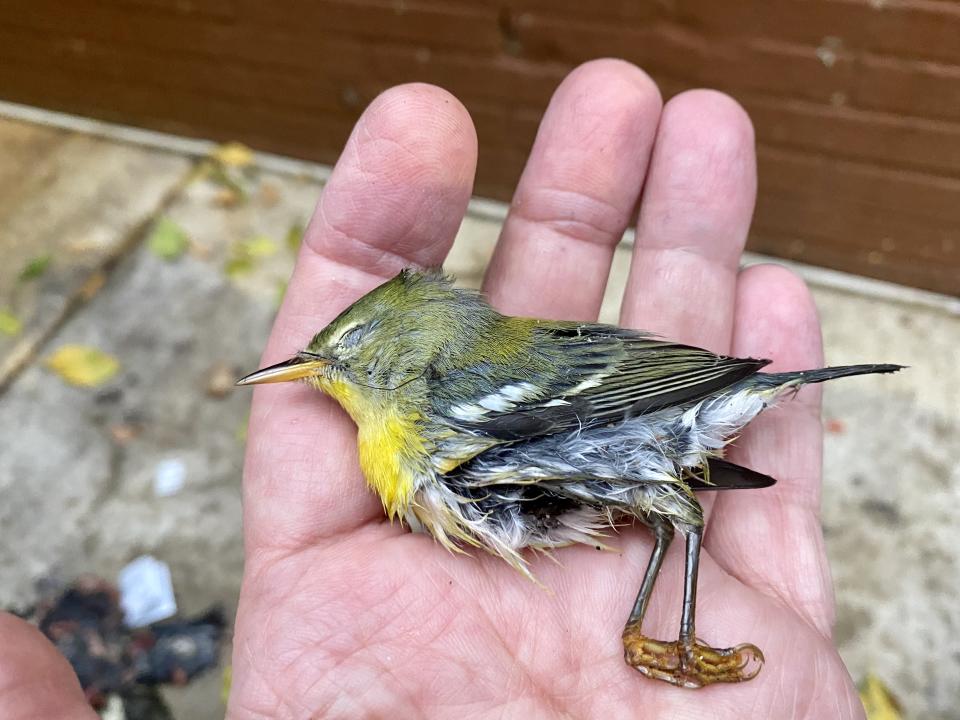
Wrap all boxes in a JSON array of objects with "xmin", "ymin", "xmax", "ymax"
[
  {"xmin": 826, "ymin": 418, "xmax": 846, "ymax": 434},
  {"xmin": 213, "ymin": 187, "xmax": 243, "ymax": 208},
  {"xmin": 235, "ymin": 417, "xmax": 248, "ymax": 443},
  {"xmin": 211, "ymin": 142, "xmax": 254, "ymax": 168},
  {"xmin": 148, "ymin": 217, "xmax": 190, "ymax": 260},
  {"xmin": 239, "ymin": 236, "xmax": 278, "ymax": 258},
  {"xmin": 259, "ymin": 182, "xmax": 281, "ymax": 207},
  {"xmin": 224, "ymin": 256, "xmax": 254, "ymax": 278},
  {"xmin": 109, "ymin": 423, "xmax": 141, "ymax": 444},
  {"xmin": 206, "ymin": 361, "xmax": 235, "ymax": 398},
  {"xmin": 79, "ymin": 271, "xmax": 107, "ymax": 300},
  {"xmin": 206, "ymin": 164, "xmax": 248, "ymax": 202},
  {"xmin": 224, "ymin": 236, "xmax": 276, "ymax": 278},
  {"xmin": 0, "ymin": 309, "xmax": 22, "ymax": 336},
  {"xmin": 285, "ymin": 221, "xmax": 305, "ymax": 252},
  {"xmin": 19, "ymin": 255, "xmax": 52, "ymax": 281},
  {"xmin": 45, "ymin": 345, "xmax": 120, "ymax": 387},
  {"xmin": 860, "ymin": 674, "xmax": 902, "ymax": 720},
  {"xmin": 221, "ymin": 665, "xmax": 232, "ymax": 705}
]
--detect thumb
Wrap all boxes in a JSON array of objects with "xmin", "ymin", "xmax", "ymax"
[{"xmin": 0, "ymin": 612, "xmax": 98, "ymax": 720}]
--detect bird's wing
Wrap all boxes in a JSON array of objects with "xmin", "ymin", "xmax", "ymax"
[{"xmin": 430, "ymin": 322, "xmax": 770, "ymax": 441}]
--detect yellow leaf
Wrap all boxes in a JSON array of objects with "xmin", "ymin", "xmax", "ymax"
[
  {"xmin": 148, "ymin": 217, "xmax": 190, "ymax": 260},
  {"xmin": 239, "ymin": 235, "xmax": 277, "ymax": 257},
  {"xmin": 221, "ymin": 664, "xmax": 233, "ymax": 705},
  {"xmin": 860, "ymin": 674, "xmax": 902, "ymax": 720},
  {"xmin": 235, "ymin": 419, "xmax": 248, "ymax": 443},
  {"xmin": 211, "ymin": 142, "xmax": 254, "ymax": 168},
  {"xmin": 46, "ymin": 345, "xmax": 120, "ymax": 387},
  {"xmin": 0, "ymin": 309, "xmax": 21, "ymax": 336}
]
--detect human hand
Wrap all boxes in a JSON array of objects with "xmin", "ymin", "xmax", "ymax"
[
  {"xmin": 227, "ymin": 60, "xmax": 863, "ymax": 719},
  {"xmin": 0, "ymin": 60, "xmax": 863, "ymax": 720}
]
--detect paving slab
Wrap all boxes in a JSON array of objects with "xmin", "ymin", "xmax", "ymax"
[{"xmin": 0, "ymin": 120, "xmax": 191, "ymax": 389}]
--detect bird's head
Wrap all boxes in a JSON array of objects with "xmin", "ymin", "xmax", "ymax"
[{"xmin": 237, "ymin": 268, "xmax": 477, "ymax": 398}]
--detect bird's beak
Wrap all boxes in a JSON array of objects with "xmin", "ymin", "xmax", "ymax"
[{"xmin": 235, "ymin": 355, "xmax": 329, "ymax": 386}]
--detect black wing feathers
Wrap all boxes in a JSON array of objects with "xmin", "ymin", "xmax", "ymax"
[
  {"xmin": 455, "ymin": 324, "xmax": 769, "ymax": 441},
  {"xmin": 688, "ymin": 458, "xmax": 777, "ymax": 491}
]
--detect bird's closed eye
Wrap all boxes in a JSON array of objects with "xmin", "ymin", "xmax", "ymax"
[{"xmin": 339, "ymin": 325, "xmax": 365, "ymax": 349}]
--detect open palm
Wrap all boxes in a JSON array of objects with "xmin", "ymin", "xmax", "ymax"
[
  {"xmin": 0, "ymin": 60, "xmax": 864, "ymax": 720},
  {"xmin": 227, "ymin": 61, "xmax": 863, "ymax": 719}
]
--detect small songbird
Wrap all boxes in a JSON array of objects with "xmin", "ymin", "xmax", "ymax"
[{"xmin": 238, "ymin": 268, "xmax": 901, "ymax": 689}]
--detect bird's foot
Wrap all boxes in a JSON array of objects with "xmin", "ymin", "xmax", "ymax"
[{"xmin": 622, "ymin": 623, "xmax": 763, "ymax": 688}]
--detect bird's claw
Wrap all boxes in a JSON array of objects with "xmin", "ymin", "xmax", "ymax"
[{"xmin": 622, "ymin": 623, "xmax": 764, "ymax": 688}]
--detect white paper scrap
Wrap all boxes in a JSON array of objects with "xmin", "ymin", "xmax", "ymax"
[{"xmin": 118, "ymin": 555, "xmax": 177, "ymax": 627}]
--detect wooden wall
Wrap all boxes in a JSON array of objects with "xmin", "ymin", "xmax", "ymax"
[{"xmin": 1, "ymin": 0, "xmax": 957, "ymax": 294}]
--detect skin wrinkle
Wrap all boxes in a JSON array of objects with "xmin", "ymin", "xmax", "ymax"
[
  {"xmin": 484, "ymin": 60, "xmax": 660, "ymax": 322},
  {"xmin": 510, "ymin": 186, "xmax": 632, "ymax": 247}
]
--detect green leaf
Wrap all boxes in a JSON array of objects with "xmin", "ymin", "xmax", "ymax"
[
  {"xmin": 148, "ymin": 217, "xmax": 190, "ymax": 260},
  {"xmin": 18, "ymin": 255, "xmax": 52, "ymax": 281},
  {"xmin": 285, "ymin": 221, "xmax": 305, "ymax": 253},
  {"xmin": 45, "ymin": 344, "xmax": 120, "ymax": 387},
  {"xmin": 224, "ymin": 256, "xmax": 254, "ymax": 278},
  {"xmin": 0, "ymin": 309, "xmax": 22, "ymax": 336}
]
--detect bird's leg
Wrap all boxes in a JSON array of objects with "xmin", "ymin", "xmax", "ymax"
[
  {"xmin": 622, "ymin": 521, "xmax": 764, "ymax": 688},
  {"xmin": 626, "ymin": 514, "xmax": 674, "ymax": 627}
]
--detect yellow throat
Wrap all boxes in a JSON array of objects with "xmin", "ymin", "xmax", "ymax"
[{"xmin": 318, "ymin": 377, "xmax": 424, "ymax": 519}]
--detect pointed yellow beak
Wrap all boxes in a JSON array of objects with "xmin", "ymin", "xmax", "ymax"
[{"xmin": 235, "ymin": 355, "xmax": 328, "ymax": 386}]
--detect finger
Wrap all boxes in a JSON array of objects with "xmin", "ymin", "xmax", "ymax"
[
  {"xmin": 619, "ymin": 89, "xmax": 756, "ymax": 352},
  {"xmin": 483, "ymin": 59, "xmax": 662, "ymax": 320},
  {"xmin": 707, "ymin": 264, "xmax": 835, "ymax": 636},
  {"xmin": 619, "ymin": 90, "xmax": 755, "ymax": 522},
  {"xmin": 244, "ymin": 84, "xmax": 477, "ymax": 552},
  {"xmin": 0, "ymin": 613, "xmax": 97, "ymax": 720}
]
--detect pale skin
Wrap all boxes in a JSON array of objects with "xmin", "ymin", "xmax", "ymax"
[{"xmin": 0, "ymin": 60, "xmax": 865, "ymax": 719}]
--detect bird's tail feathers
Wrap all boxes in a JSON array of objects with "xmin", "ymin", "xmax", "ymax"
[{"xmin": 753, "ymin": 363, "xmax": 904, "ymax": 391}]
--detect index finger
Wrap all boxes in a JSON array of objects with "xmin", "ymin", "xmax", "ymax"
[{"xmin": 243, "ymin": 84, "xmax": 477, "ymax": 554}]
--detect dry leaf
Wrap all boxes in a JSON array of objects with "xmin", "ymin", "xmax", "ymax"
[
  {"xmin": 826, "ymin": 418, "xmax": 846, "ymax": 434},
  {"xmin": 206, "ymin": 361, "xmax": 235, "ymax": 398},
  {"xmin": 46, "ymin": 345, "xmax": 120, "ymax": 387},
  {"xmin": 211, "ymin": 142, "xmax": 254, "ymax": 168},
  {"xmin": 79, "ymin": 271, "xmax": 107, "ymax": 300},
  {"xmin": 19, "ymin": 255, "xmax": 52, "ymax": 281},
  {"xmin": 148, "ymin": 217, "xmax": 190, "ymax": 260},
  {"xmin": 860, "ymin": 674, "xmax": 902, "ymax": 720},
  {"xmin": 259, "ymin": 182, "xmax": 281, "ymax": 207},
  {"xmin": 0, "ymin": 309, "xmax": 22, "ymax": 336},
  {"xmin": 213, "ymin": 187, "xmax": 243, "ymax": 208},
  {"xmin": 109, "ymin": 423, "xmax": 141, "ymax": 444}
]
